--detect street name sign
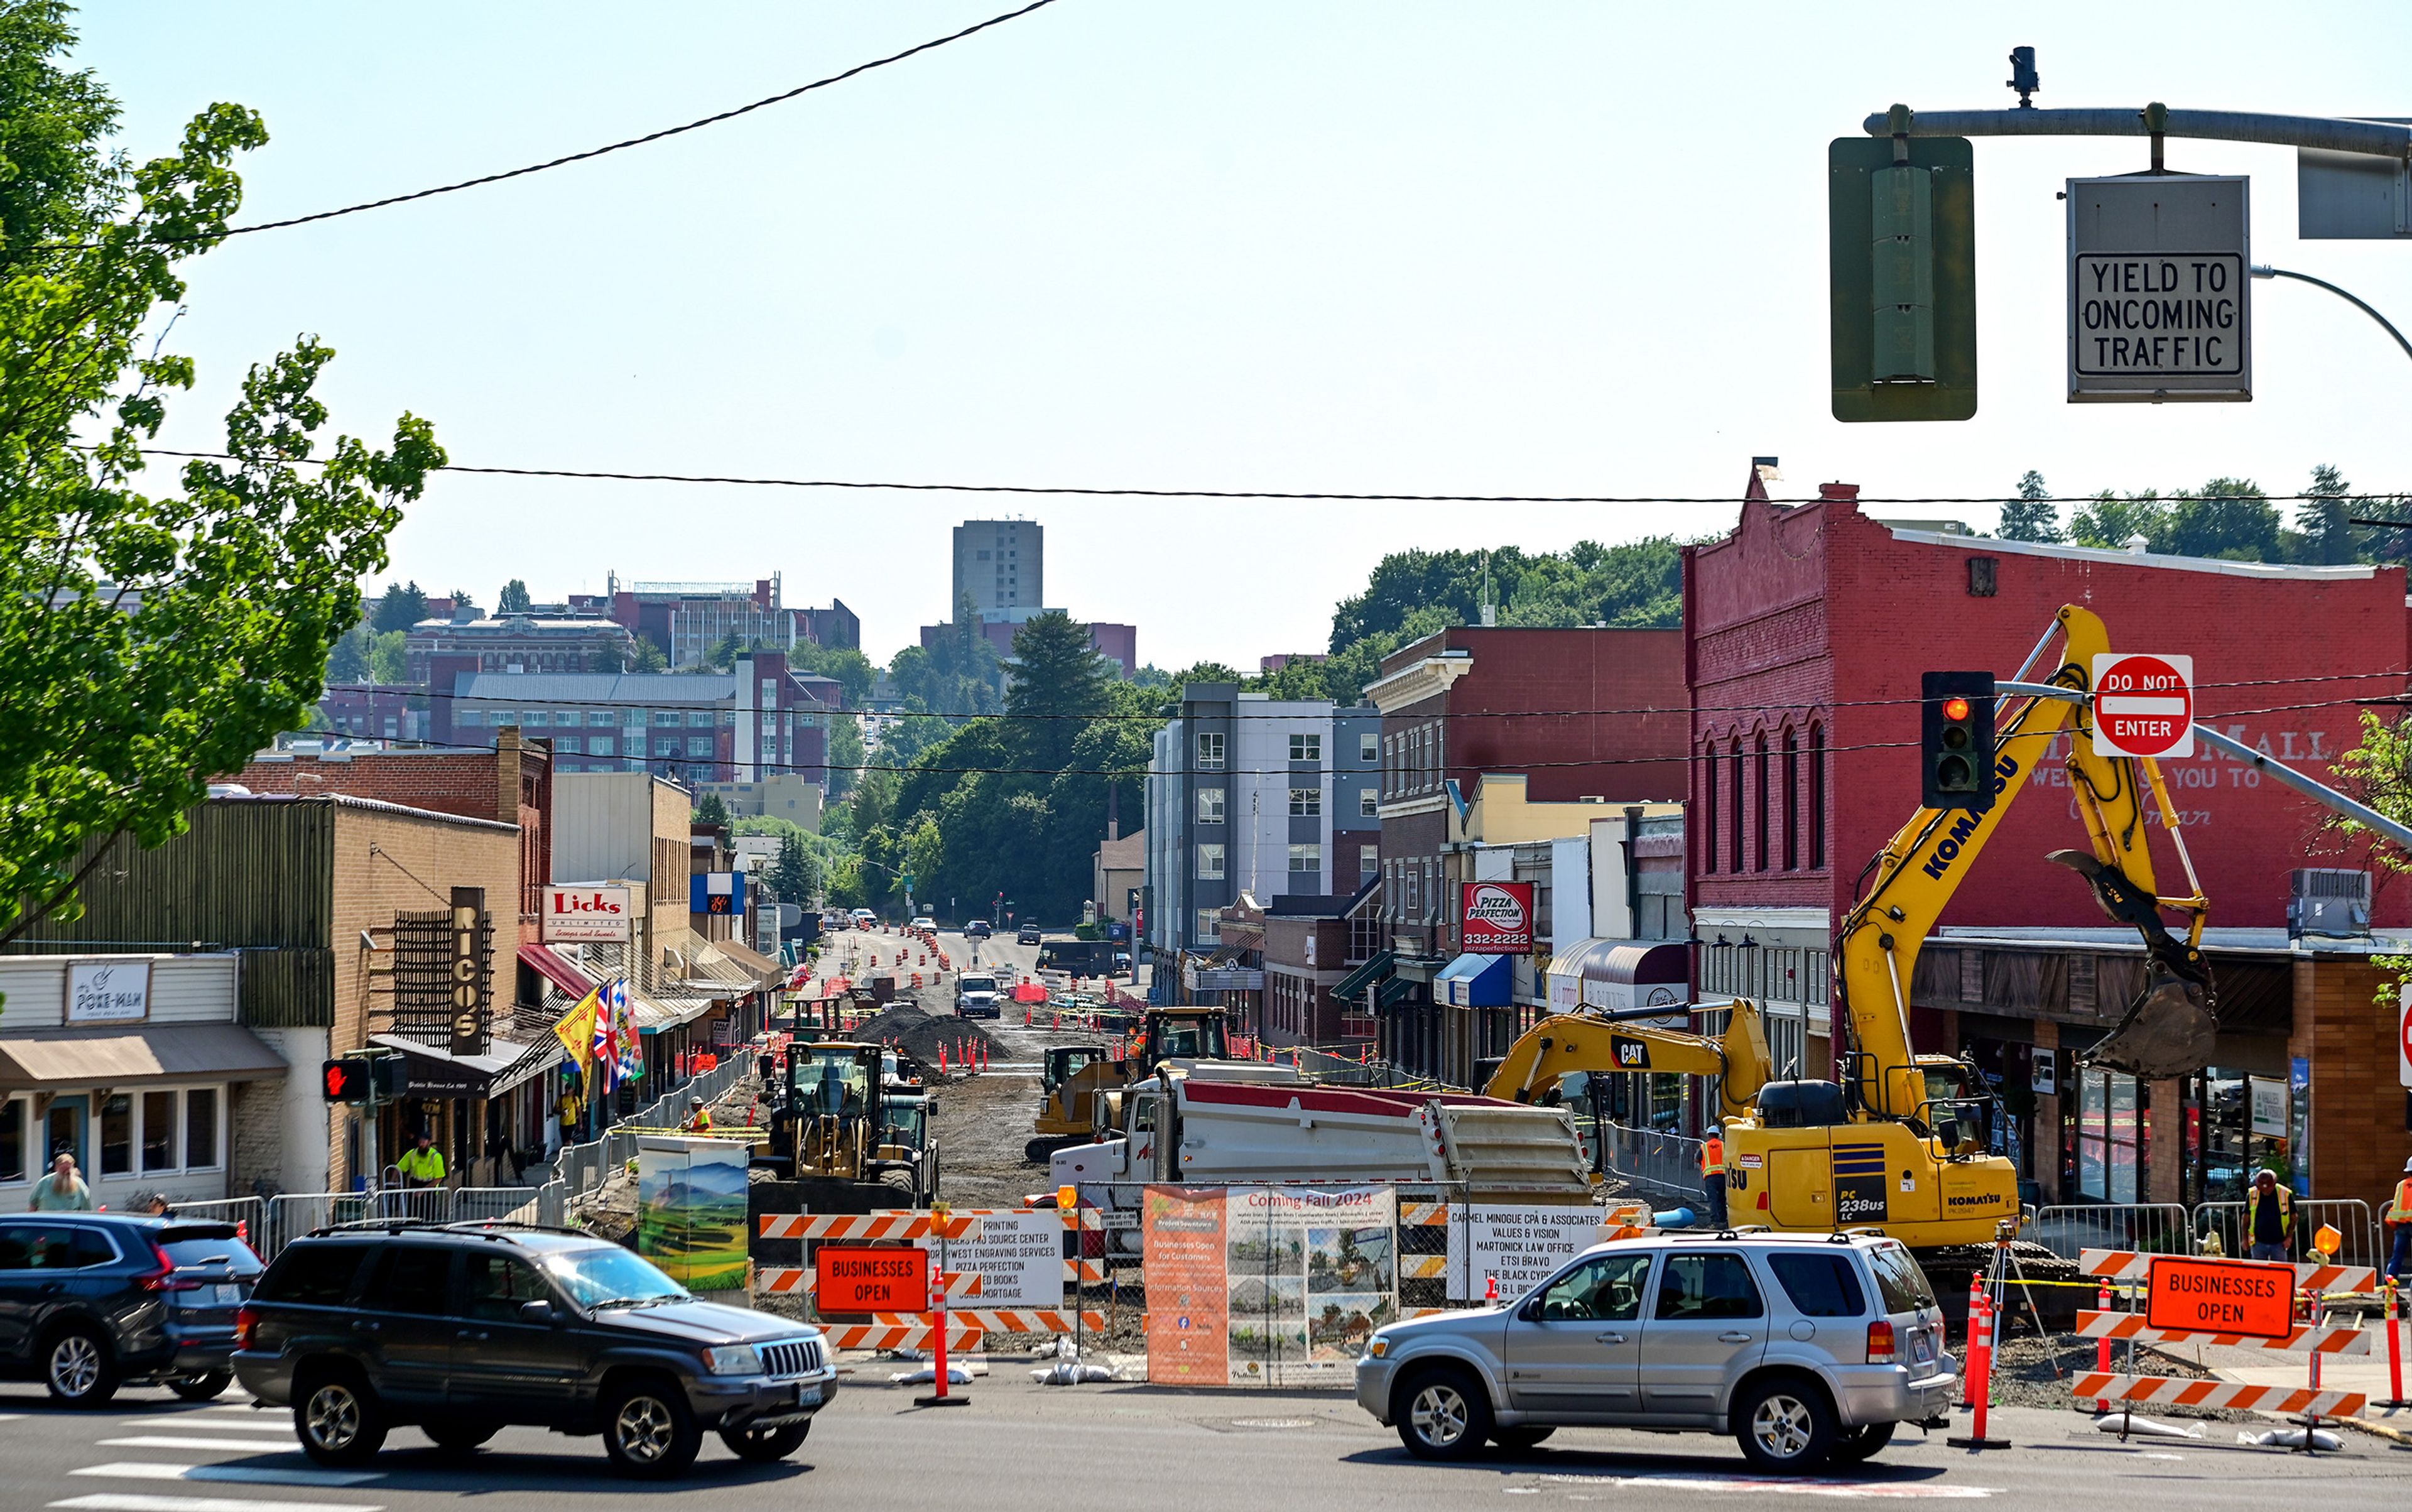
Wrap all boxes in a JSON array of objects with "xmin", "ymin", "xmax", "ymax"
[
  {"xmin": 2090, "ymin": 653, "xmax": 2194, "ymax": 759},
  {"xmin": 2068, "ymin": 175, "xmax": 2251, "ymax": 402},
  {"xmin": 2144, "ymin": 1254, "xmax": 2293, "ymax": 1339}
]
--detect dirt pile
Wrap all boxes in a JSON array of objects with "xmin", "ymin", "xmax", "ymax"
[{"xmin": 852, "ymin": 1002, "xmax": 1004, "ymax": 1069}]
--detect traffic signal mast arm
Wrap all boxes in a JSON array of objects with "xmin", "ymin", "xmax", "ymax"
[{"xmin": 1839, "ymin": 605, "xmax": 2212, "ymax": 1113}]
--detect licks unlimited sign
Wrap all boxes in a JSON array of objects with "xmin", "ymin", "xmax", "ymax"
[
  {"xmin": 544, "ymin": 885, "xmax": 633, "ymax": 942},
  {"xmin": 1460, "ymin": 881, "xmax": 1536, "ymax": 954}
]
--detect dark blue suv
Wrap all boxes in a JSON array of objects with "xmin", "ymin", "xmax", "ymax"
[{"xmin": 0, "ymin": 1214, "xmax": 261, "ymax": 1406}]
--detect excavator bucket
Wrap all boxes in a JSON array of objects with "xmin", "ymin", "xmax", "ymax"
[{"xmin": 2083, "ymin": 969, "xmax": 2218, "ymax": 1079}]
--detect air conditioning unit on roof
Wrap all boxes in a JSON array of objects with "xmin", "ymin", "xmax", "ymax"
[{"xmin": 2287, "ymin": 869, "xmax": 2371, "ymax": 940}]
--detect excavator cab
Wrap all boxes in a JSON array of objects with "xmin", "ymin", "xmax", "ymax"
[
  {"xmin": 1143, "ymin": 1007, "xmax": 1230, "ymax": 1066},
  {"xmin": 1041, "ymin": 1045, "xmax": 1112, "ymax": 1094}
]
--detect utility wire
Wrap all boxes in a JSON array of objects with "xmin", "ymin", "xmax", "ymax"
[
  {"xmin": 131, "ymin": 449, "xmax": 2412, "ymax": 506},
  {"xmin": 33, "ymin": 0, "xmax": 1062, "ymax": 253}
]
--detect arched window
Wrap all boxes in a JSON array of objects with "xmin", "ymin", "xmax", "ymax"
[
  {"xmin": 1701, "ymin": 737, "xmax": 1719, "ymax": 874},
  {"xmin": 1808, "ymin": 722, "xmax": 1827, "ymax": 869},
  {"xmin": 1781, "ymin": 727, "xmax": 1800, "ymax": 870},
  {"xmin": 1754, "ymin": 732, "xmax": 1771, "ymax": 871},
  {"xmin": 1727, "ymin": 741, "xmax": 1744, "ymax": 876}
]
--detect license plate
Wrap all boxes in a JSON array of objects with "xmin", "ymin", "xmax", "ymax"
[
  {"xmin": 1911, "ymin": 1333, "xmax": 1934, "ymax": 1364},
  {"xmin": 795, "ymin": 1384, "xmax": 822, "ymax": 1406}
]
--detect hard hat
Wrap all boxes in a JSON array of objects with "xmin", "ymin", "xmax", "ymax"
[
  {"xmin": 690, "ymin": 1096, "xmax": 705, "ymax": 1107},
  {"xmin": 2403, "ymin": 1156, "xmax": 2412, "ymax": 1174}
]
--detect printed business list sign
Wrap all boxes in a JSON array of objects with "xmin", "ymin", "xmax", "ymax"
[{"xmin": 1447, "ymin": 1204, "xmax": 1605, "ymax": 1303}]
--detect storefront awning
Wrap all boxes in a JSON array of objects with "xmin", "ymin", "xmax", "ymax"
[
  {"xmin": 0, "ymin": 1023, "xmax": 286, "ymax": 1095},
  {"xmin": 369, "ymin": 1033, "xmax": 561, "ymax": 1099},
  {"xmin": 707, "ymin": 939, "xmax": 787, "ymax": 989},
  {"xmin": 519, "ymin": 943, "xmax": 600, "ymax": 1003},
  {"xmin": 1437, "ymin": 952, "xmax": 1514, "ymax": 1008},
  {"xmin": 1546, "ymin": 938, "xmax": 1690, "ymax": 1013},
  {"xmin": 1332, "ymin": 950, "xmax": 1394, "ymax": 1003}
]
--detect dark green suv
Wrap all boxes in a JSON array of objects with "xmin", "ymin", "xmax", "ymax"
[{"xmin": 235, "ymin": 1222, "xmax": 835, "ymax": 1477}]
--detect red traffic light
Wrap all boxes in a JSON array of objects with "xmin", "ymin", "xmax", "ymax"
[{"xmin": 1942, "ymin": 695, "xmax": 1971, "ymax": 722}]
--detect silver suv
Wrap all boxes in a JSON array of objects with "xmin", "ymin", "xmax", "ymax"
[{"xmin": 1354, "ymin": 1231, "xmax": 1955, "ymax": 1472}]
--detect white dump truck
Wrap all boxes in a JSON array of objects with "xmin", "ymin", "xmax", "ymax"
[{"xmin": 1051, "ymin": 1063, "xmax": 1596, "ymax": 1253}]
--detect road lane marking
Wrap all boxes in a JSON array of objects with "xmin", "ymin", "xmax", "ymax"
[
  {"xmin": 126, "ymin": 1420, "xmax": 291, "ymax": 1433},
  {"xmin": 52, "ymin": 1496, "xmax": 381, "ymax": 1512},
  {"xmin": 73, "ymin": 1466, "xmax": 383, "ymax": 1489},
  {"xmin": 95, "ymin": 1438, "xmax": 300, "ymax": 1453},
  {"xmin": 1523, "ymin": 1474, "xmax": 1999, "ymax": 1499}
]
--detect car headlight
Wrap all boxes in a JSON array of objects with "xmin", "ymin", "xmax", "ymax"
[
  {"xmin": 703, "ymin": 1344, "xmax": 761, "ymax": 1376},
  {"xmin": 1366, "ymin": 1334, "xmax": 1391, "ymax": 1359}
]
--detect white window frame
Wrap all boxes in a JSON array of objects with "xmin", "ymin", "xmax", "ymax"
[
  {"xmin": 1289, "ymin": 732, "xmax": 1322, "ymax": 764},
  {"xmin": 1197, "ymin": 732, "xmax": 1225, "ymax": 770},
  {"xmin": 1359, "ymin": 788, "xmax": 1378, "ymax": 817},
  {"xmin": 1360, "ymin": 843, "xmax": 1381, "ymax": 879},
  {"xmin": 1360, "ymin": 732, "xmax": 1379, "ymax": 762},
  {"xmin": 1288, "ymin": 785, "xmax": 1321, "ymax": 817},
  {"xmin": 588, "ymin": 736, "xmax": 614, "ymax": 755},
  {"xmin": 1197, "ymin": 788, "xmax": 1225, "ymax": 824},
  {"xmin": 1197, "ymin": 844, "xmax": 1227, "ymax": 880},
  {"xmin": 1289, "ymin": 844, "xmax": 1321, "ymax": 874}
]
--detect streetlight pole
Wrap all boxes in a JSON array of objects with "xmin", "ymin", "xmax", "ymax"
[{"xmin": 2251, "ymin": 266, "xmax": 2412, "ymax": 364}]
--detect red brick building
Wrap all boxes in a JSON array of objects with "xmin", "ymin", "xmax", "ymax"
[
  {"xmin": 1684, "ymin": 472, "xmax": 2412, "ymax": 1218},
  {"xmin": 1360, "ymin": 627, "xmax": 1688, "ymax": 1082}
]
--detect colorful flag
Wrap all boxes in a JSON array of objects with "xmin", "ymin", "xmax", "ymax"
[
  {"xmin": 551, "ymin": 983, "xmax": 602, "ymax": 1073},
  {"xmin": 608, "ymin": 979, "xmax": 644, "ymax": 1087}
]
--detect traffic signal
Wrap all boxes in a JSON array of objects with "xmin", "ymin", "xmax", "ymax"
[
  {"xmin": 1921, "ymin": 672, "xmax": 1997, "ymax": 812},
  {"xmin": 322, "ymin": 1057, "xmax": 371, "ymax": 1104},
  {"xmin": 1828, "ymin": 131, "xmax": 1977, "ymax": 422}
]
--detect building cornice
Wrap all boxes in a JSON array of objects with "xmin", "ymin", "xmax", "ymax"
[{"xmin": 1363, "ymin": 652, "xmax": 1474, "ymax": 714}]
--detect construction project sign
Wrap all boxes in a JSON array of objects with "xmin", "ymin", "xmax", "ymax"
[
  {"xmin": 1225, "ymin": 1186, "xmax": 1398, "ymax": 1387},
  {"xmin": 2144, "ymin": 1254, "xmax": 2293, "ymax": 1339},
  {"xmin": 1143, "ymin": 1187, "xmax": 1230, "ymax": 1386}
]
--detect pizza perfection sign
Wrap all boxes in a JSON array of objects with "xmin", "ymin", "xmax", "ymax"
[{"xmin": 1460, "ymin": 881, "xmax": 1536, "ymax": 954}]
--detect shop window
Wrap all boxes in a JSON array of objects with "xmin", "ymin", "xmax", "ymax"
[
  {"xmin": 0, "ymin": 1099, "xmax": 21, "ymax": 1183},
  {"xmin": 186, "ymin": 1089, "xmax": 219, "ymax": 1170},
  {"xmin": 2076, "ymin": 1067, "xmax": 2142, "ymax": 1203},
  {"xmin": 141, "ymin": 1092, "xmax": 175, "ymax": 1172},
  {"xmin": 100, "ymin": 1094, "xmax": 131, "ymax": 1176}
]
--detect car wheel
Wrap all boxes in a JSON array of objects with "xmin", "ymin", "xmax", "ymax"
[
  {"xmin": 1492, "ymin": 1425, "xmax": 1555, "ymax": 1454},
  {"xmin": 168, "ymin": 1371, "xmax": 234, "ymax": 1402},
  {"xmin": 1394, "ymin": 1367, "xmax": 1492, "ymax": 1462},
  {"xmin": 1734, "ymin": 1378, "xmax": 1838, "ymax": 1473},
  {"xmin": 424, "ymin": 1420, "xmax": 500, "ymax": 1453},
  {"xmin": 296, "ymin": 1371, "xmax": 388, "ymax": 1466},
  {"xmin": 42, "ymin": 1325, "xmax": 121, "ymax": 1408},
  {"xmin": 719, "ymin": 1418, "xmax": 810, "ymax": 1462},
  {"xmin": 1827, "ymin": 1420, "xmax": 1896, "ymax": 1464},
  {"xmin": 602, "ymin": 1378, "xmax": 702, "ymax": 1477}
]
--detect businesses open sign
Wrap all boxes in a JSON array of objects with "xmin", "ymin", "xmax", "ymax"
[{"xmin": 1460, "ymin": 881, "xmax": 1536, "ymax": 954}]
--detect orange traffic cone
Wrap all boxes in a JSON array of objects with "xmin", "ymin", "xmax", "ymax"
[{"xmin": 939, "ymin": 1044, "xmax": 949, "ymax": 1074}]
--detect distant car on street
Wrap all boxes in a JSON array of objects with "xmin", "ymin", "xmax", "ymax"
[
  {"xmin": 850, "ymin": 908, "xmax": 877, "ymax": 927},
  {"xmin": 910, "ymin": 915, "xmax": 936, "ymax": 932},
  {"xmin": 955, "ymin": 972, "xmax": 1002, "ymax": 1018},
  {"xmin": 964, "ymin": 919, "xmax": 993, "ymax": 939},
  {"xmin": 1016, "ymin": 924, "xmax": 1043, "ymax": 945}
]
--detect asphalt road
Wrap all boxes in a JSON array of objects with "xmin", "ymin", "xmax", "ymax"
[{"xmin": 4, "ymin": 1376, "xmax": 2404, "ymax": 1512}]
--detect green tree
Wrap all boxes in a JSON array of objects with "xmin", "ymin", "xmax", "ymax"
[
  {"xmin": 1999, "ymin": 471, "xmax": 2062, "ymax": 543},
  {"xmin": 371, "ymin": 579, "xmax": 428, "ymax": 633},
  {"xmin": 787, "ymin": 639, "xmax": 875, "ymax": 707},
  {"xmin": 327, "ymin": 620, "xmax": 375, "ymax": 683},
  {"xmin": 2295, "ymin": 464, "xmax": 2356, "ymax": 565},
  {"xmin": 826, "ymin": 713, "xmax": 867, "ymax": 799},
  {"xmin": 626, "ymin": 636, "xmax": 667, "ymax": 673},
  {"xmin": 0, "ymin": 6, "xmax": 442, "ymax": 949},
  {"xmin": 2069, "ymin": 491, "xmax": 2170, "ymax": 552},
  {"xmin": 2164, "ymin": 477, "xmax": 2279, "ymax": 561},
  {"xmin": 496, "ymin": 578, "xmax": 532, "ymax": 613},
  {"xmin": 1008, "ymin": 612, "xmax": 1112, "ymax": 770},
  {"xmin": 695, "ymin": 792, "xmax": 731, "ymax": 829},
  {"xmin": 366, "ymin": 630, "xmax": 408, "ymax": 683}
]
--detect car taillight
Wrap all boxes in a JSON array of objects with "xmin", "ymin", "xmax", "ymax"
[
  {"xmin": 133, "ymin": 1244, "xmax": 191, "ymax": 1292},
  {"xmin": 236, "ymin": 1304, "xmax": 259, "ymax": 1350},
  {"xmin": 1866, "ymin": 1320, "xmax": 1897, "ymax": 1364}
]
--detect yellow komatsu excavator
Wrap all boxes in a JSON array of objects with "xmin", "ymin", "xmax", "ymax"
[{"xmin": 1487, "ymin": 604, "xmax": 2216, "ymax": 1266}]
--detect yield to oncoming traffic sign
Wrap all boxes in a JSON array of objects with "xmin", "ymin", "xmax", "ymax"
[{"xmin": 2091, "ymin": 653, "xmax": 2195, "ymax": 759}]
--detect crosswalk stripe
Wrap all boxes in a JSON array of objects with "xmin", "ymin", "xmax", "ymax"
[
  {"xmin": 95, "ymin": 1437, "xmax": 297, "ymax": 1453},
  {"xmin": 73, "ymin": 1467, "xmax": 383, "ymax": 1489},
  {"xmin": 52, "ymin": 1495, "xmax": 382, "ymax": 1512},
  {"xmin": 126, "ymin": 1420, "xmax": 292, "ymax": 1433}
]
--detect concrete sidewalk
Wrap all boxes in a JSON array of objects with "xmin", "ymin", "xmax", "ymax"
[{"xmin": 2195, "ymin": 1316, "xmax": 2412, "ymax": 1429}]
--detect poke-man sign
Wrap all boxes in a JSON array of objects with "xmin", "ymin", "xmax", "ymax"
[
  {"xmin": 1461, "ymin": 881, "xmax": 1536, "ymax": 953},
  {"xmin": 2090, "ymin": 653, "xmax": 2195, "ymax": 759}
]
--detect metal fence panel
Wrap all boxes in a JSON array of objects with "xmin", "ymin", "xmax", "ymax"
[
  {"xmin": 2024, "ymin": 1202, "xmax": 2192, "ymax": 1262},
  {"xmin": 169, "ymin": 1196, "xmax": 265, "ymax": 1244},
  {"xmin": 2194, "ymin": 1198, "xmax": 2382, "ymax": 1271},
  {"xmin": 1600, "ymin": 1123, "xmax": 1706, "ymax": 1202}
]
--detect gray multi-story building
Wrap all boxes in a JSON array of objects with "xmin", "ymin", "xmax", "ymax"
[
  {"xmin": 951, "ymin": 519, "xmax": 1043, "ymax": 618},
  {"xmin": 1142, "ymin": 684, "xmax": 1379, "ymax": 978}
]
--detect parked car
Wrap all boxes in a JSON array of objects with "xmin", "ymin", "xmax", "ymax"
[
  {"xmin": 1354, "ymin": 1231, "xmax": 1954, "ymax": 1472},
  {"xmin": 236, "ymin": 1222, "xmax": 837, "ymax": 1477},
  {"xmin": 1016, "ymin": 925, "xmax": 1042, "ymax": 946},
  {"xmin": 0, "ymin": 1213, "xmax": 261, "ymax": 1407},
  {"xmin": 964, "ymin": 919, "xmax": 993, "ymax": 939}
]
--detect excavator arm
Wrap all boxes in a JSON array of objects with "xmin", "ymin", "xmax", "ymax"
[
  {"xmin": 1837, "ymin": 605, "xmax": 2215, "ymax": 1121},
  {"xmin": 1486, "ymin": 1006, "xmax": 1771, "ymax": 1123}
]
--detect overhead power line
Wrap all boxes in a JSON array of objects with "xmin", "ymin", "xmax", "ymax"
[
  {"xmin": 131, "ymin": 449, "xmax": 2412, "ymax": 507},
  {"xmin": 36, "ymin": 0, "xmax": 1062, "ymax": 253}
]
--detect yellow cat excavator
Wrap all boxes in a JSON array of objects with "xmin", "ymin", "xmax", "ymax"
[{"xmin": 1487, "ymin": 604, "xmax": 2217, "ymax": 1271}]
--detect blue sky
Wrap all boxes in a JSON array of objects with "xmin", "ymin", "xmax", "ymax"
[{"xmin": 75, "ymin": 2, "xmax": 2412, "ymax": 670}]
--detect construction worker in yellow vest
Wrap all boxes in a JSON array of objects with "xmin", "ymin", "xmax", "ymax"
[
  {"xmin": 2386, "ymin": 1157, "xmax": 2412, "ymax": 1280},
  {"xmin": 1700, "ymin": 1128, "xmax": 1729, "ymax": 1230},
  {"xmin": 2246, "ymin": 1169, "xmax": 2293, "ymax": 1262}
]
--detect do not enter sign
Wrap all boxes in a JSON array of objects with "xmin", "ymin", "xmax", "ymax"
[{"xmin": 2091, "ymin": 653, "xmax": 2195, "ymax": 759}]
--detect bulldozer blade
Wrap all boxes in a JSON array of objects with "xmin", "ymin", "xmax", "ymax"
[{"xmin": 2081, "ymin": 970, "xmax": 2218, "ymax": 1079}]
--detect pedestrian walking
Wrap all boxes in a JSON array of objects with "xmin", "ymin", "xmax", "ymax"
[
  {"xmin": 28, "ymin": 1153, "xmax": 94, "ymax": 1211},
  {"xmin": 2385, "ymin": 1157, "xmax": 2412, "ymax": 1281},
  {"xmin": 682, "ymin": 1096, "xmax": 714, "ymax": 1134},
  {"xmin": 1700, "ymin": 1126, "xmax": 1729, "ymax": 1230},
  {"xmin": 2246, "ymin": 1168, "xmax": 2293, "ymax": 1262},
  {"xmin": 396, "ymin": 1129, "xmax": 447, "ymax": 1189}
]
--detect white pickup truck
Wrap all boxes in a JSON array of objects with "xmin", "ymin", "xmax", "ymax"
[{"xmin": 1051, "ymin": 1063, "xmax": 1595, "ymax": 1252}]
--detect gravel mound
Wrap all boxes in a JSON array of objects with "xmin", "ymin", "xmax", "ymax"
[{"xmin": 852, "ymin": 1002, "xmax": 1004, "ymax": 1069}]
